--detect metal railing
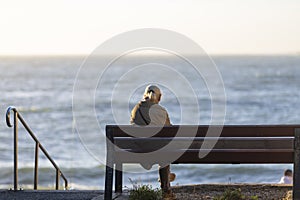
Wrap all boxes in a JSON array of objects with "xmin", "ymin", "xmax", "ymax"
[{"xmin": 6, "ymin": 106, "xmax": 68, "ymax": 190}]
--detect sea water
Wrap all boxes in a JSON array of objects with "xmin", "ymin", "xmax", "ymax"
[{"xmin": 0, "ymin": 55, "xmax": 299, "ymax": 189}]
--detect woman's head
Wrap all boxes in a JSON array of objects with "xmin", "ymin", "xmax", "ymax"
[
  {"xmin": 284, "ymin": 169, "xmax": 293, "ymax": 177},
  {"xmin": 143, "ymin": 85, "xmax": 162, "ymax": 103}
]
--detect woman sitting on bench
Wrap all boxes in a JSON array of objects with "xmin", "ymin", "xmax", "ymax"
[{"xmin": 130, "ymin": 84, "xmax": 176, "ymax": 199}]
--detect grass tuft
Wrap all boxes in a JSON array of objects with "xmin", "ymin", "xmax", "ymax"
[{"xmin": 128, "ymin": 178, "xmax": 162, "ymax": 200}]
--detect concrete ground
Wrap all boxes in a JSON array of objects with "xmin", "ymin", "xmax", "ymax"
[{"xmin": 0, "ymin": 190, "xmax": 129, "ymax": 200}]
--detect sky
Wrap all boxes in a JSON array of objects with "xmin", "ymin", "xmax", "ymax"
[{"xmin": 0, "ymin": 0, "xmax": 300, "ymax": 55}]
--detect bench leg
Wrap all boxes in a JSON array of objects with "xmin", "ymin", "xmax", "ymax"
[
  {"xmin": 115, "ymin": 162, "xmax": 123, "ymax": 193},
  {"xmin": 294, "ymin": 128, "xmax": 300, "ymax": 200},
  {"xmin": 105, "ymin": 165, "xmax": 114, "ymax": 200}
]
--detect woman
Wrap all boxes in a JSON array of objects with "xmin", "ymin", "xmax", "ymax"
[{"xmin": 130, "ymin": 85, "xmax": 175, "ymax": 199}]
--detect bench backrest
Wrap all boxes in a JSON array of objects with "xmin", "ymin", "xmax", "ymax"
[{"xmin": 106, "ymin": 125, "xmax": 300, "ymax": 166}]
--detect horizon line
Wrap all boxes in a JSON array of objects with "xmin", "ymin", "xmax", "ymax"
[{"xmin": 0, "ymin": 53, "xmax": 299, "ymax": 57}]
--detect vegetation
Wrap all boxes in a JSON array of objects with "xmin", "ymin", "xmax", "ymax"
[
  {"xmin": 128, "ymin": 178, "xmax": 162, "ymax": 200},
  {"xmin": 129, "ymin": 184, "xmax": 162, "ymax": 200},
  {"xmin": 214, "ymin": 188, "xmax": 258, "ymax": 200}
]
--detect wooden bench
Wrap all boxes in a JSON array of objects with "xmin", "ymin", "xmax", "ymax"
[{"xmin": 104, "ymin": 125, "xmax": 300, "ymax": 200}]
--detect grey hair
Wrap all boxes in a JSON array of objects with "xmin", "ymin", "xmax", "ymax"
[{"xmin": 143, "ymin": 85, "xmax": 161, "ymax": 102}]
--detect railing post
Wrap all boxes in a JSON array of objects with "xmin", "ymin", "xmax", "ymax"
[
  {"xmin": 56, "ymin": 170, "xmax": 60, "ymax": 190},
  {"xmin": 64, "ymin": 178, "xmax": 68, "ymax": 190},
  {"xmin": 34, "ymin": 142, "xmax": 39, "ymax": 190},
  {"xmin": 13, "ymin": 111, "xmax": 18, "ymax": 191},
  {"xmin": 294, "ymin": 128, "xmax": 300, "ymax": 199}
]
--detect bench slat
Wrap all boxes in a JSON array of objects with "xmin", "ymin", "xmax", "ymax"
[
  {"xmin": 114, "ymin": 150, "xmax": 294, "ymax": 164},
  {"xmin": 107, "ymin": 125, "xmax": 300, "ymax": 137},
  {"xmin": 114, "ymin": 138, "xmax": 293, "ymax": 151}
]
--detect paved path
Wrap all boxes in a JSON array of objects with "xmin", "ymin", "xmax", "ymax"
[{"xmin": 0, "ymin": 190, "xmax": 129, "ymax": 200}]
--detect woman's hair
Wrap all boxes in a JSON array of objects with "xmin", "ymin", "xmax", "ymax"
[
  {"xmin": 147, "ymin": 90, "xmax": 157, "ymax": 101},
  {"xmin": 143, "ymin": 85, "xmax": 161, "ymax": 102},
  {"xmin": 284, "ymin": 169, "xmax": 293, "ymax": 176}
]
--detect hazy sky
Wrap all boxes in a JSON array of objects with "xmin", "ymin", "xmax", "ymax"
[{"xmin": 0, "ymin": 0, "xmax": 299, "ymax": 55}]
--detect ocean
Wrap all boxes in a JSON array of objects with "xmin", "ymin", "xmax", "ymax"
[{"xmin": 0, "ymin": 55, "xmax": 299, "ymax": 190}]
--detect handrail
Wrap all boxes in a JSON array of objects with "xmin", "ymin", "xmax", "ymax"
[{"xmin": 6, "ymin": 106, "xmax": 68, "ymax": 190}]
